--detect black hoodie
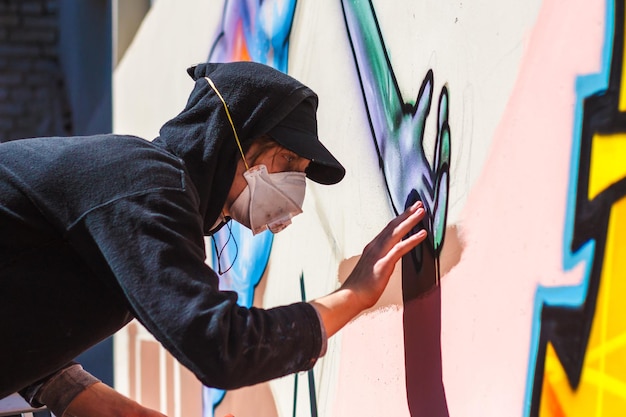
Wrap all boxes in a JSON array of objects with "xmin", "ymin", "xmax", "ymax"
[{"xmin": 0, "ymin": 62, "xmax": 324, "ymax": 399}]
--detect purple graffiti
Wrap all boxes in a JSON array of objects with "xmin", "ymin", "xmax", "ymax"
[{"xmin": 342, "ymin": 0, "xmax": 451, "ymax": 416}]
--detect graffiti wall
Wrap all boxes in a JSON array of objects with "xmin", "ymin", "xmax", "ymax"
[{"xmin": 112, "ymin": 0, "xmax": 626, "ymax": 415}]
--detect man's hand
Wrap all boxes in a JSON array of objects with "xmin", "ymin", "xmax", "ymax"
[{"xmin": 310, "ymin": 201, "xmax": 427, "ymax": 338}]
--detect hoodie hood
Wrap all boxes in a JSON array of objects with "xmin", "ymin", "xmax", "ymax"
[{"xmin": 153, "ymin": 61, "xmax": 320, "ymax": 235}]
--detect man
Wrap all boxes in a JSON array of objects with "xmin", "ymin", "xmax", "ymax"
[{"xmin": 0, "ymin": 61, "xmax": 427, "ymax": 416}]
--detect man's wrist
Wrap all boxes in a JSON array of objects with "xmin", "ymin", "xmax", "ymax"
[{"xmin": 310, "ymin": 288, "xmax": 362, "ymax": 339}]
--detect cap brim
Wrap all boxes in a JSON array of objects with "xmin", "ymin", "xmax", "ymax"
[
  {"xmin": 268, "ymin": 124, "xmax": 345, "ymax": 185},
  {"xmin": 267, "ymin": 99, "xmax": 345, "ymax": 185}
]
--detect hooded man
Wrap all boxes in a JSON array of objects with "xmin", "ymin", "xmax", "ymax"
[{"xmin": 0, "ymin": 62, "xmax": 427, "ymax": 416}]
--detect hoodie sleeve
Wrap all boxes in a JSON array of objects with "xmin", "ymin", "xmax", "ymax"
[{"xmin": 68, "ymin": 186, "xmax": 323, "ymax": 390}]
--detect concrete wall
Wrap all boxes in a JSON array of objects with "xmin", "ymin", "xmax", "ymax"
[{"xmin": 113, "ymin": 0, "xmax": 626, "ymax": 416}]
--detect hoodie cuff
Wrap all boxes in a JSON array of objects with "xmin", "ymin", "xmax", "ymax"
[
  {"xmin": 312, "ymin": 305, "xmax": 328, "ymax": 357},
  {"xmin": 22, "ymin": 363, "xmax": 100, "ymax": 417}
]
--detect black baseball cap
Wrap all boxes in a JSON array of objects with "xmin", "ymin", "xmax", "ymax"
[{"xmin": 267, "ymin": 99, "xmax": 346, "ymax": 185}]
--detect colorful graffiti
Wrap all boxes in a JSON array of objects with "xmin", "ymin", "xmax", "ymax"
[
  {"xmin": 208, "ymin": 0, "xmax": 296, "ymax": 69},
  {"xmin": 341, "ymin": 1, "xmax": 451, "ymax": 415},
  {"xmin": 526, "ymin": 0, "xmax": 626, "ymax": 415},
  {"xmin": 341, "ymin": 0, "xmax": 450, "ymax": 271}
]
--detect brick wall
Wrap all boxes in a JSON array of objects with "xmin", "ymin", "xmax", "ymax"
[{"xmin": 0, "ymin": 0, "xmax": 72, "ymax": 142}]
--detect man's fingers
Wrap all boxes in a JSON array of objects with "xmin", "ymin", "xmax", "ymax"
[
  {"xmin": 390, "ymin": 203, "xmax": 426, "ymax": 241},
  {"xmin": 365, "ymin": 201, "xmax": 427, "ymax": 263},
  {"xmin": 382, "ymin": 228, "xmax": 427, "ymax": 264},
  {"xmin": 373, "ymin": 227, "xmax": 427, "ymax": 280},
  {"xmin": 395, "ymin": 228, "xmax": 428, "ymax": 258}
]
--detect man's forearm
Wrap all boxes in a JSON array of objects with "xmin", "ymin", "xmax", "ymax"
[
  {"xmin": 18, "ymin": 363, "xmax": 166, "ymax": 417},
  {"xmin": 310, "ymin": 288, "xmax": 362, "ymax": 339},
  {"xmin": 65, "ymin": 382, "xmax": 167, "ymax": 417}
]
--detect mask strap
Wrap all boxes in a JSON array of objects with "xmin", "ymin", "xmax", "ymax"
[
  {"xmin": 210, "ymin": 216, "xmax": 238, "ymax": 275},
  {"xmin": 204, "ymin": 77, "xmax": 250, "ymax": 171}
]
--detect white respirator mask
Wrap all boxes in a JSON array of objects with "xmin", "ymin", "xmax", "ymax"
[
  {"xmin": 204, "ymin": 76, "xmax": 307, "ymax": 236},
  {"xmin": 229, "ymin": 164, "xmax": 306, "ymax": 235}
]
